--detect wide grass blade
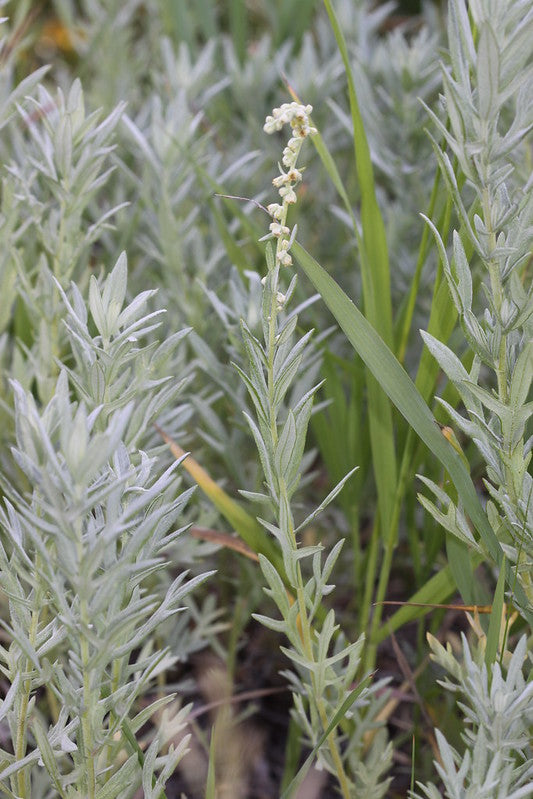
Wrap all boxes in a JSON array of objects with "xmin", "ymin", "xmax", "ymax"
[
  {"xmin": 293, "ymin": 242, "xmax": 533, "ymax": 625},
  {"xmin": 301, "ymin": 1, "xmax": 398, "ymax": 538}
]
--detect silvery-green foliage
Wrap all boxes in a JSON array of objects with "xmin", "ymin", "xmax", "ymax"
[
  {"xmin": 1, "ymin": 76, "xmax": 125, "ymax": 406},
  {"xmin": 10, "ymin": 78, "xmax": 124, "ymax": 284},
  {"xmin": 56, "ymin": 251, "xmax": 191, "ymax": 450},
  {"xmin": 0, "ymin": 27, "xmax": 49, "ymax": 141},
  {"xmin": 0, "ymin": 14, "xmax": 49, "ymax": 337},
  {"xmin": 189, "ymin": 266, "xmax": 325, "ymax": 491},
  {"xmin": 50, "ymin": 0, "xmax": 445, "ymax": 304},
  {"xmin": 119, "ymin": 38, "xmax": 233, "ymax": 333},
  {"xmin": 248, "ymin": 261, "xmax": 392, "ymax": 794},
  {"xmin": 51, "ymin": 0, "xmax": 153, "ymax": 111},
  {"xmin": 419, "ymin": 0, "xmax": 533, "ymax": 613},
  {"xmin": 239, "ymin": 103, "xmax": 391, "ymax": 798},
  {"xmin": 411, "ymin": 634, "xmax": 533, "ymax": 799},
  {"xmin": 0, "ymin": 258, "xmax": 212, "ymax": 797},
  {"xmin": 31, "ymin": 3, "xmax": 449, "ymax": 504}
]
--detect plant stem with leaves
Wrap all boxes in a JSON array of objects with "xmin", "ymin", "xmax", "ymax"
[{"xmin": 237, "ymin": 102, "xmax": 391, "ymax": 798}]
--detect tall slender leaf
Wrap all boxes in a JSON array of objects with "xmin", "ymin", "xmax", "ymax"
[{"xmin": 293, "ymin": 241, "xmax": 533, "ymax": 626}]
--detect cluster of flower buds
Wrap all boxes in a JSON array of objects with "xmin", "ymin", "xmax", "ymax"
[
  {"xmin": 263, "ymin": 102, "xmax": 316, "ymax": 268},
  {"xmin": 263, "ymin": 102, "xmax": 316, "ymax": 137}
]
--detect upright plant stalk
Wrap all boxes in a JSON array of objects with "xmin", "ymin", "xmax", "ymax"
[
  {"xmin": 418, "ymin": 0, "xmax": 533, "ymax": 618},
  {"xmin": 238, "ymin": 102, "xmax": 392, "ymax": 798},
  {"xmin": 411, "ymin": 0, "xmax": 533, "ymax": 791},
  {"xmin": 267, "ymin": 108, "xmax": 351, "ymax": 797}
]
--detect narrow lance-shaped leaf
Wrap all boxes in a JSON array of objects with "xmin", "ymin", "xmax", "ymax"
[{"xmin": 293, "ymin": 241, "xmax": 533, "ymax": 625}]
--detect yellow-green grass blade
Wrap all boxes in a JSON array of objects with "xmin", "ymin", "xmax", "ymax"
[
  {"xmin": 293, "ymin": 242, "xmax": 533, "ymax": 625},
  {"xmin": 156, "ymin": 426, "xmax": 284, "ymax": 575},
  {"xmin": 157, "ymin": 429, "xmax": 346, "ymax": 640}
]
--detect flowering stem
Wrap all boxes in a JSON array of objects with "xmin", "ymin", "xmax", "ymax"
[{"xmin": 262, "ymin": 102, "xmax": 352, "ymax": 799}]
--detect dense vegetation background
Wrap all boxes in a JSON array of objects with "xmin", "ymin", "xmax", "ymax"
[{"xmin": 0, "ymin": 1, "xmax": 531, "ymax": 798}]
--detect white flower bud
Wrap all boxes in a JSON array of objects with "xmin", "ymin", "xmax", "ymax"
[
  {"xmin": 287, "ymin": 168, "xmax": 302, "ymax": 183},
  {"xmin": 267, "ymin": 203, "xmax": 284, "ymax": 219},
  {"xmin": 272, "ymin": 173, "xmax": 288, "ymax": 188},
  {"xmin": 270, "ymin": 222, "xmax": 290, "ymax": 238},
  {"xmin": 276, "ymin": 291, "xmax": 287, "ymax": 310},
  {"xmin": 279, "ymin": 186, "xmax": 297, "ymax": 204}
]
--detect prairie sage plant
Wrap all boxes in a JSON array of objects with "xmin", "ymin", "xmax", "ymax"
[
  {"xmin": 419, "ymin": 0, "xmax": 533, "ymax": 618},
  {"xmin": 0, "ymin": 255, "xmax": 212, "ymax": 798},
  {"xmin": 411, "ymin": 0, "xmax": 533, "ymax": 792},
  {"xmin": 237, "ymin": 102, "xmax": 392, "ymax": 798},
  {"xmin": 411, "ymin": 629, "xmax": 533, "ymax": 799}
]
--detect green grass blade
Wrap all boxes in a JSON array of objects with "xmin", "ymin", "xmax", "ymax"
[
  {"xmin": 228, "ymin": 0, "xmax": 247, "ymax": 63},
  {"xmin": 276, "ymin": 0, "xmax": 318, "ymax": 47},
  {"xmin": 205, "ymin": 724, "xmax": 217, "ymax": 799},
  {"xmin": 304, "ymin": 120, "xmax": 354, "ymax": 221},
  {"xmin": 206, "ymin": 194, "xmax": 252, "ymax": 277},
  {"xmin": 446, "ymin": 536, "xmax": 475, "ymax": 605},
  {"xmin": 290, "ymin": 92, "xmax": 397, "ymax": 543},
  {"xmin": 485, "ymin": 558, "xmax": 506, "ymax": 668},
  {"xmin": 292, "ymin": 241, "xmax": 489, "ymax": 545},
  {"xmin": 173, "ymin": 140, "xmax": 266, "ymax": 265},
  {"xmin": 162, "ymin": 0, "xmax": 194, "ymax": 49},
  {"xmin": 280, "ymin": 717, "xmax": 302, "ymax": 795},
  {"xmin": 323, "ymin": 0, "xmax": 392, "ymax": 347},
  {"xmin": 415, "ymin": 281, "xmax": 458, "ymax": 402},
  {"xmin": 322, "ymin": 0, "xmax": 397, "ymax": 537},
  {"xmin": 396, "ymin": 170, "xmax": 441, "ymax": 364},
  {"xmin": 293, "ymin": 241, "xmax": 533, "ymax": 626},
  {"xmin": 195, "ymin": 0, "xmax": 217, "ymax": 39},
  {"xmin": 121, "ymin": 720, "xmax": 168, "ymax": 799}
]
